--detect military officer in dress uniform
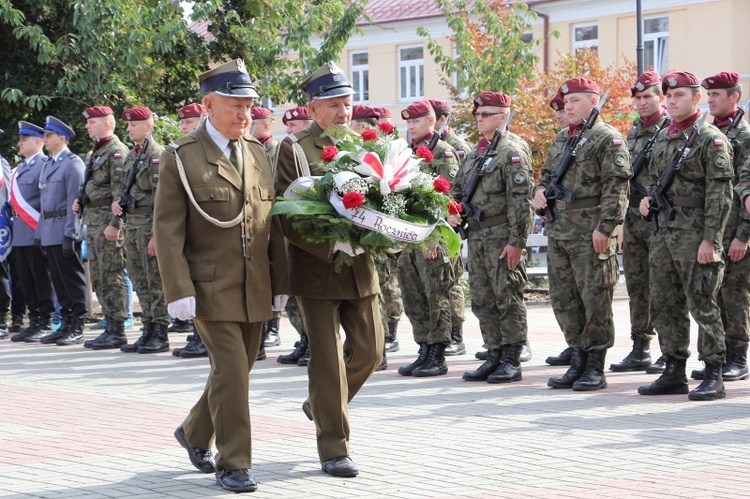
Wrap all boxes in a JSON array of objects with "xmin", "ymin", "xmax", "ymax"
[
  {"xmin": 534, "ymin": 78, "xmax": 631, "ymax": 391},
  {"xmin": 451, "ymin": 92, "xmax": 534, "ymax": 383},
  {"xmin": 275, "ymin": 61, "xmax": 383, "ymax": 478},
  {"xmin": 178, "ymin": 103, "xmax": 206, "ymax": 136},
  {"xmin": 281, "ymin": 106, "xmax": 313, "ymax": 135},
  {"xmin": 8, "ymin": 122, "xmax": 55, "ymax": 343},
  {"xmin": 155, "ymin": 59, "xmax": 288, "ymax": 493},
  {"xmin": 37, "ymin": 117, "xmax": 87, "ymax": 346},
  {"xmin": 110, "ymin": 107, "xmax": 170, "ymax": 352}
]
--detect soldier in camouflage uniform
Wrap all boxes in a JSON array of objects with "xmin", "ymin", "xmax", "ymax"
[
  {"xmin": 610, "ymin": 72, "xmax": 669, "ymax": 373},
  {"xmin": 75, "ymin": 106, "xmax": 129, "ymax": 349},
  {"xmin": 111, "ymin": 107, "xmax": 170, "ymax": 353},
  {"xmin": 534, "ymin": 78, "xmax": 631, "ymax": 391},
  {"xmin": 397, "ymin": 100, "xmax": 459, "ymax": 378},
  {"xmin": 690, "ymin": 72, "xmax": 750, "ymax": 382},
  {"xmin": 638, "ymin": 71, "xmax": 733, "ymax": 401},
  {"xmin": 450, "ymin": 92, "xmax": 533, "ymax": 383}
]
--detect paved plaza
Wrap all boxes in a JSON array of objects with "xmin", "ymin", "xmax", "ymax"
[{"xmin": 1, "ymin": 299, "xmax": 749, "ymax": 498}]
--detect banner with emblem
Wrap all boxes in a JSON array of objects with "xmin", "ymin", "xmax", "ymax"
[{"xmin": 0, "ymin": 201, "xmax": 13, "ymax": 261}]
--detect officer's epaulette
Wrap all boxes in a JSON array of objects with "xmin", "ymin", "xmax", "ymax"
[
  {"xmin": 289, "ymin": 128, "xmax": 312, "ymax": 143},
  {"xmin": 67, "ymin": 152, "xmax": 77, "ymax": 159},
  {"xmin": 168, "ymin": 133, "xmax": 198, "ymax": 151}
]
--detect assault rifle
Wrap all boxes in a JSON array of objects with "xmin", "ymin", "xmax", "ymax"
[
  {"xmin": 427, "ymin": 112, "xmax": 450, "ymax": 151},
  {"xmin": 537, "ymin": 89, "xmax": 609, "ymax": 223},
  {"xmin": 723, "ymin": 99, "xmax": 750, "ymax": 140},
  {"xmin": 116, "ymin": 138, "xmax": 150, "ymax": 221},
  {"xmin": 77, "ymin": 153, "xmax": 96, "ymax": 220},
  {"xmin": 630, "ymin": 116, "xmax": 671, "ymax": 198},
  {"xmin": 454, "ymin": 110, "xmax": 513, "ymax": 239},
  {"xmin": 646, "ymin": 113, "xmax": 707, "ymax": 233}
]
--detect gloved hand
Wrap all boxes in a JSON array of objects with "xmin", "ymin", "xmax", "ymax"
[
  {"xmin": 333, "ymin": 241, "xmax": 365, "ymax": 257},
  {"xmin": 272, "ymin": 294, "xmax": 289, "ymax": 312},
  {"xmin": 168, "ymin": 296, "xmax": 196, "ymax": 320},
  {"xmin": 62, "ymin": 237, "xmax": 76, "ymax": 259}
]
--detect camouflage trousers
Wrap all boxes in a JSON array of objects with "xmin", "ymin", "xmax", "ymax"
[
  {"xmin": 650, "ymin": 228, "xmax": 726, "ymax": 365},
  {"xmin": 124, "ymin": 222, "xmax": 169, "ymax": 326},
  {"xmin": 548, "ymin": 237, "xmax": 618, "ymax": 351},
  {"xmin": 449, "ymin": 254, "xmax": 465, "ymax": 328},
  {"xmin": 719, "ymin": 248, "xmax": 750, "ymax": 348},
  {"xmin": 397, "ymin": 246, "xmax": 454, "ymax": 345},
  {"xmin": 468, "ymin": 232, "xmax": 528, "ymax": 349},
  {"xmin": 85, "ymin": 209, "xmax": 127, "ymax": 321},
  {"xmin": 285, "ymin": 295, "xmax": 306, "ymax": 336},
  {"xmin": 622, "ymin": 208, "xmax": 656, "ymax": 340},
  {"xmin": 376, "ymin": 257, "xmax": 402, "ymax": 338}
]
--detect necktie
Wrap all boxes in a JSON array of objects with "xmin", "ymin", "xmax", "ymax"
[{"xmin": 229, "ymin": 140, "xmax": 243, "ymax": 175}]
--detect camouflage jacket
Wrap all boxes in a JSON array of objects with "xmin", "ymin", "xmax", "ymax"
[
  {"xmin": 721, "ymin": 117, "xmax": 750, "ymax": 243},
  {"xmin": 451, "ymin": 131, "xmax": 533, "ymax": 247},
  {"xmin": 84, "ymin": 134, "xmax": 129, "ymax": 228},
  {"xmin": 443, "ymin": 130, "xmax": 472, "ymax": 166},
  {"xmin": 121, "ymin": 138, "xmax": 164, "ymax": 229},
  {"xmin": 412, "ymin": 134, "xmax": 459, "ymax": 180},
  {"xmin": 264, "ymin": 138, "xmax": 280, "ymax": 175},
  {"xmin": 627, "ymin": 113, "xmax": 670, "ymax": 206},
  {"xmin": 536, "ymin": 119, "xmax": 631, "ymax": 240}
]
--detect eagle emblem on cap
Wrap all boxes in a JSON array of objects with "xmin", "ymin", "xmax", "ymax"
[
  {"xmin": 561, "ymin": 83, "xmax": 569, "ymax": 94},
  {"xmin": 82, "ymin": 111, "xmax": 89, "ymax": 119},
  {"xmin": 125, "ymin": 112, "xmax": 131, "ymax": 120},
  {"xmin": 668, "ymin": 76, "xmax": 677, "ymax": 87},
  {"xmin": 708, "ymin": 78, "xmax": 714, "ymax": 84},
  {"xmin": 402, "ymin": 111, "xmax": 410, "ymax": 119},
  {"xmin": 237, "ymin": 59, "xmax": 246, "ymax": 73},
  {"xmin": 635, "ymin": 82, "xmax": 644, "ymax": 91},
  {"xmin": 474, "ymin": 96, "xmax": 483, "ymax": 105}
]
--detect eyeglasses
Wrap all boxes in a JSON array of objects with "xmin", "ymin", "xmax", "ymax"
[{"xmin": 472, "ymin": 111, "xmax": 503, "ymax": 119}]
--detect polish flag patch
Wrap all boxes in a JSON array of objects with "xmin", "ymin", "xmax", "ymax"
[
  {"xmin": 445, "ymin": 152, "xmax": 454, "ymax": 158},
  {"xmin": 714, "ymin": 139, "xmax": 724, "ymax": 146},
  {"xmin": 152, "ymin": 158, "xmax": 160, "ymax": 164},
  {"xmin": 512, "ymin": 156, "xmax": 521, "ymax": 163},
  {"xmin": 113, "ymin": 153, "xmax": 122, "ymax": 159},
  {"xmin": 612, "ymin": 138, "xmax": 623, "ymax": 146}
]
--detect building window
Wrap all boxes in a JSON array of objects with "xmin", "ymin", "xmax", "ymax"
[
  {"xmin": 644, "ymin": 16, "xmax": 669, "ymax": 75},
  {"xmin": 350, "ymin": 51, "xmax": 369, "ymax": 103},
  {"xmin": 399, "ymin": 45, "xmax": 424, "ymax": 101},
  {"xmin": 573, "ymin": 23, "xmax": 598, "ymax": 54},
  {"xmin": 259, "ymin": 96, "xmax": 274, "ymax": 110}
]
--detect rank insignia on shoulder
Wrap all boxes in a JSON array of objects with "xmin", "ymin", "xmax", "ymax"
[
  {"xmin": 169, "ymin": 142, "xmax": 181, "ymax": 149},
  {"xmin": 152, "ymin": 158, "xmax": 160, "ymax": 164},
  {"xmin": 511, "ymin": 156, "xmax": 521, "ymax": 163},
  {"xmin": 114, "ymin": 153, "xmax": 122, "ymax": 159},
  {"xmin": 714, "ymin": 139, "xmax": 724, "ymax": 146},
  {"xmin": 612, "ymin": 139, "xmax": 623, "ymax": 146}
]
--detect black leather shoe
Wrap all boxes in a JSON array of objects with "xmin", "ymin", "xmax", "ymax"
[
  {"xmin": 302, "ymin": 399, "xmax": 313, "ymax": 421},
  {"xmin": 216, "ymin": 468, "xmax": 257, "ymax": 492},
  {"xmin": 174, "ymin": 424, "xmax": 215, "ymax": 473},
  {"xmin": 322, "ymin": 456, "xmax": 358, "ymax": 477}
]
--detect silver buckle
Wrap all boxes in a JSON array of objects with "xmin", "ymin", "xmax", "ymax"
[{"xmin": 555, "ymin": 200, "xmax": 566, "ymax": 211}]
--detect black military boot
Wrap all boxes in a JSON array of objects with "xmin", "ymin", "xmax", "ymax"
[
  {"xmin": 475, "ymin": 350, "xmax": 489, "ymax": 360},
  {"xmin": 462, "ymin": 348, "xmax": 503, "ymax": 381},
  {"xmin": 398, "ymin": 343, "xmax": 430, "ymax": 376},
  {"xmin": 257, "ymin": 339, "xmax": 267, "ymax": 361},
  {"xmin": 547, "ymin": 348, "xmax": 586, "ymax": 388},
  {"xmin": 720, "ymin": 345, "xmax": 749, "ymax": 381},
  {"xmin": 688, "ymin": 363, "xmax": 726, "ymax": 401},
  {"xmin": 520, "ymin": 342, "xmax": 532, "ymax": 362},
  {"xmin": 546, "ymin": 346, "xmax": 573, "ymax": 366},
  {"xmin": 168, "ymin": 318, "xmax": 193, "ymax": 333},
  {"xmin": 264, "ymin": 315, "xmax": 281, "ymax": 347},
  {"xmin": 10, "ymin": 315, "xmax": 25, "ymax": 333},
  {"xmin": 375, "ymin": 352, "xmax": 387, "ymax": 371},
  {"xmin": 179, "ymin": 332, "xmax": 208, "ymax": 358},
  {"xmin": 11, "ymin": 315, "xmax": 39, "ymax": 342},
  {"xmin": 90, "ymin": 319, "xmax": 127, "ymax": 350},
  {"xmin": 56, "ymin": 317, "xmax": 85, "ymax": 346},
  {"xmin": 610, "ymin": 336, "xmax": 652, "ymax": 372},
  {"xmin": 138, "ymin": 322, "xmax": 169, "ymax": 353},
  {"xmin": 277, "ymin": 333, "xmax": 308, "ymax": 364},
  {"xmin": 645, "ymin": 354, "xmax": 667, "ymax": 374},
  {"xmin": 121, "ymin": 322, "xmax": 153, "ymax": 352},
  {"xmin": 638, "ymin": 356, "xmax": 689, "ymax": 395},
  {"xmin": 172, "ymin": 334, "xmax": 195, "ymax": 357},
  {"xmin": 24, "ymin": 316, "xmax": 53, "ymax": 343},
  {"xmin": 297, "ymin": 346, "xmax": 310, "ymax": 366},
  {"xmin": 413, "ymin": 343, "xmax": 448, "ymax": 377},
  {"xmin": 573, "ymin": 349, "xmax": 608, "ymax": 391},
  {"xmin": 385, "ymin": 319, "xmax": 400, "ymax": 353},
  {"xmin": 0, "ymin": 315, "xmax": 8, "ymax": 339},
  {"xmin": 40, "ymin": 316, "xmax": 70, "ymax": 344},
  {"xmin": 444, "ymin": 323, "xmax": 466, "ymax": 356},
  {"xmin": 487, "ymin": 345, "xmax": 523, "ymax": 383}
]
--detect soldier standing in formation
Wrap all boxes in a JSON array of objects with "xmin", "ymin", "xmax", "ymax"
[
  {"xmin": 281, "ymin": 106, "xmax": 313, "ymax": 135},
  {"xmin": 177, "ymin": 102, "xmax": 206, "ymax": 136},
  {"xmin": 349, "ymin": 104, "xmax": 379, "ymax": 133}
]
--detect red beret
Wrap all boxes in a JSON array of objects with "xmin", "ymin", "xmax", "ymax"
[
  {"xmin": 631, "ymin": 71, "xmax": 660, "ymax": 97},
  {"xmin": 472, "ymin": 92, "xmax": 511, "ymax": 114},
  {"xmin": 428, "ymin": 99, "xmax": 451, "ymax": 115},
  {"xmin": 352, "ymin": 105, "xmax": 379, "ymax": 120},
  {"xmin": 662, "ymin": 71, "xmax": 700, "ymax": 94},
  {"xmin": 82, "ymin": 106, "xmax": 114, "ymax": 120},
  {"xmin": 549, "ymin": 92, "xmax": 565, "ymax": 111},
  {"xmin": 281, "ymin": 106, "xmax": 312, "ymax": 125},
  {"xmin": 250, "ymin": 107, "xmax": 273, "ymax": 120},
  {"xmin": 401, "ymin": 100, "xmax": 433, "ymax": 120},
  {"xmin": 701, "ymin": 71, "xmax": 740, "ymax": 90},
  {"xmin": 178, "ymin": 103, "xmax": 206, "ymax": 119},
  {"xmin": 122, "ymin": 107, "xmax": 152, "ymax": 121},
  {"xmin": 559, "ymin": 78, "xmax": 600, "ymax": 96},
  {"xmin": 373, "ymin": 107, "xmax": 391, "ymax": 118}
]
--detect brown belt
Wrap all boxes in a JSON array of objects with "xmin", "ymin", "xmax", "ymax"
[
  {"xmin": 87, "ymin": 197, "xmax": 113, "ymax": 208},
  {"xmin": 671, "ymin": 196, "xmax": 704, "ymax": 209},
  {"xmin": 128, "ymin": 206, "xmax": 153, "ymax": 215},
  {"xmin": 468, "ymin": 214, "xmax": 507, "ymax": 230},
  {"xmin": 554, "ymin": 197, "xmax": 600, "ymax": 211}
]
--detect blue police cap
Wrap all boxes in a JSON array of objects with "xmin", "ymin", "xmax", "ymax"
[
  {"xmin": 18, "ymin": 121, "xmax": 45, "ymax": 138},
  {"xmin": 199, "ymin": 59, "xmax": 259, "ymax": 98},
  {"xmin": 44, "ymin": 116, "xmax": 75, "ymax": 140},
  {"xmin": 299, "ymin": 62, "xmax": 354, "ymax": 101}
]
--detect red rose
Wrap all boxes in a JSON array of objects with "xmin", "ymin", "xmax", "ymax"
[
  {"xmin": 342, "ymin": 191, "xmax": 365, "ymax": 209},
  {"xmin": 377, "ymin": 121, "xmax": 395, "ymax": 134},
  {"xmin": 361, "ymin": 128, "xmax": 378, "ymax": 141},
  {"xmin": 433, "ymin": 176, "xmax": 451, "ymax": 193},
  {"xmin": 321, "ymin": 145, "xmax": 339, "ymax": 162},
  {"xmin": 448, "ymin": 199, "xmax": 463, "ymax": 216},
  {"xmin": 416, "ymin": 145, "xmax": 434, "ymax": 162}
]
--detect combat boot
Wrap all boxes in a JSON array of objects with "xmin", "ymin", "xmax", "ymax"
[
  {"xmin": 179, "ymin": 332, "xmax": 208, "ymax": 358},
  {"xmin": 375, "ymin": 353, "xmax": 387, "ymax": 371},
  {"xmin": 573, "ymin": 349, "xmax": 607, "ymax": 391},
  {"xmin": 721, "ymin": 345, "xmax": 749, "ymax": 381},
  {"xmin": 444, "ymin": 323, "xmax": 466, "ymax": 356},
  {"xmin": 40, "ymin": 316, "xmax": 70, "ymax": 344},
  {"xmin": 398, "ymin": 343, "xmax": 430, "ymax": 376},
  {"xmin": 545, "ymin": 346, "xmax": 573, "ymax": 366},
  {"xmin": 168, "ymin": 318, "xmax": 193, "ymax": 333},
  {"xmin": 475, "ymin": 350, "xmax": 489, "ymax": 360},
  {"xmin": 257, "ymin": 340, "xmax": 267, "ymax": 361},
  {"xmin": 638, "ymin": 356, "xmax": 688, "ymax": 395},
  {"xmin": 90, "ymin": 319, "xmax": 126, "ymax": 350},
  {"xmin": 0, "ymin": 315, "xmax": 8, "ymax": 339},
  {"xmin": 462, "ymin": 348, "xmax": 502, "ymax": 381},
  {"xmin": 23, "ymin": 317, "xmax": 53, "ymax": 343},
  {"xmin": 138, "ymin": 322, "xmax": 169, "ymax": 353},
  {"xmin": 520, "ymin": 342, "xmax": 532, "ymax": 363},
  {"xmin": 9, "ymin": 315, "xmax": 24, "ymax": 333},
  {"xmin": 121, "ymin": 322, "xmax": 153, "ymax": 352},
  {"xmin": 277, "ymin": 333, "xmax": 308, "ymax": 364},
  {"xmin": 488, "ymin": 345, "xmax": 523, "ymax": 384},
  {"xmin": 610, "ymin": 336, "xmax": 652, "ymax": 372},
  {"xmin": 56, "ymin": 317, "xmax": 84, "ymax": 346},
  {"xmin": 412, "ymin": 343, "xmax": 448, "ymax": 377},
  {"xmin": 297, "ymin": 346, "xmax": 310, "ymax": 366},
  {"xmin": 11, "ymin": 315, "xmax": 39, "ymax": 342},
  {"xmin": 645, "ymin": 354, "xmax": 667, "ymax": 374},
  {"xmin": 172, "ymin": 334, "xmax": 195, "ymax": 357},
  {"xmin": 547, "ymin": 348, "xmax": 586, "ymax": 388},
  {"xmin": 688, "ymin": 363, "xmax": 726, "ymax": 401},
  {"xmin": 385, "ymin": 319, "xmax": 400, "ymax": 352},
  {"xmin": 264, "ymin": 316, "xmax": 281, "ymax": 347}
]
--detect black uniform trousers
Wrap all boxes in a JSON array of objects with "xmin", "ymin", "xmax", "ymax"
[
  {"xmin": 13, "ymin": 246, "xmax": 54, "ymax": 320},
  {"xmin": 7, "ymin": 250, "xmax": 26, "ymax": 320},
  {"xmin": 44, "ymin": 244, "xmax": 87, "ymax": 319}
]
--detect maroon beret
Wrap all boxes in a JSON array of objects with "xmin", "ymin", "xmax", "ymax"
[
  {"xmin": 701, "ymin": 71, "xmax": 740, "ymax": 90},
  {"xmin": 631, "ymin": 71, "xmax": 660, "ymax": 97},
  {"xmin": 559, "ymin": 78, "xmax": 600, "ymax": 96},
  {"xmin": 472, "ymin": 92, "xmax": 511, "ymax": 114},
  {"xmin": 82, "ymin": 106, "xmax": 114, "ymax": 120},
  {"xmin": 122, "ymin": 107, "xmax": 152, "ymax": 121},
  {"xmin": 373, "ymin": 107, "xmax": 391, "ymax": 118},
  {"xmin": 428, "ymin": 99, "xmax": 451, "ymax": 115},
  {"xmin": 178, "ymin": 103, "xmax": 206, "ymax": 119},
  {"xmin": 662, "ymin": 71, "xmax": 700, "ymax": 94},
  {"xmin": 549, "ymin": 92, "xmax": 565, "ymax": 111},
  {"xmin": 352, "ymin": 105, "xmax": 379, "ymax": 120},
  {"xmin": 282, "ymin": 106, "xmax": 312, "ymax": 125},
  {"xmin": 401, "ymin": 100, "xmax": 433, "ymax": 120},
  {"xmin": 250, "ymin": 107, "xmax": 273, "ymax": 120}
]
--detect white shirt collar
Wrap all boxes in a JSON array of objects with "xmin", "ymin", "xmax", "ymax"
[
  {"xmin": 53, "ymin": 148, "xmax": 70, "ymax": 163},
  {"xmin": 24, "ymin": 151, "xmax": 44, "ymax": 165},
  {"xmin": 205, "ymin": 118, "xmax": 231, "ymax": 158}
]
